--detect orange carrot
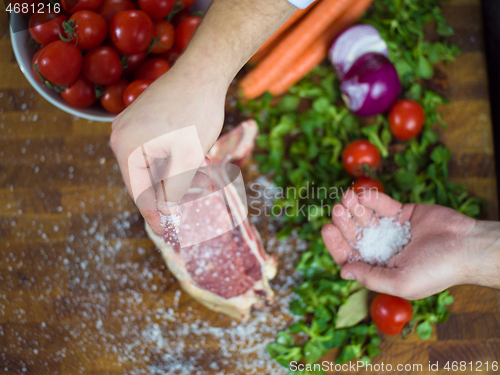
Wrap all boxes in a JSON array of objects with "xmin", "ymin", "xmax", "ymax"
[
  {"xmin": 249, "ymin": 4, "xmax": 314, "ymax": 65},
  {"xmin": 269, "ymin": 0, "xmax": 374, "ymax": 96},
  {"xmin": 249, "ymin": 34, "xmax": 283, "ymax": 66},
  {"xmin": 239, "ymin": 0, "xmax": 356, "ymax": 99}
]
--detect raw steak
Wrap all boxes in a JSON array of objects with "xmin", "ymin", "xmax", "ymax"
[{"xmin": 145, "ymin": 120, "xmax": 277, "ymax": 320}]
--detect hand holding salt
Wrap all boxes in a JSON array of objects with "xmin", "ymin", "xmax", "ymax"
[{"xmin": 321, "ymin": 189, "xmax": 482, "ymax": 300}]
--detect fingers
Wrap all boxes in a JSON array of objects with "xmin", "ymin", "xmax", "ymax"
[
  {"xmin": 341, "ymin": 262, "xmax": 403, "ymax": 296},
  {"xmin": 395, "ymin": 203, "xmax": 415, "ymax": 223},
  {"xmin": 142, "ymin": 127, "xmax": 206, "ymax": 205},
  {"xmin": 331, "ymin": 202, "xmax": 359, "ymax": 243},
  {"xmin": 358, "ymin": 192, "xmax": 403, "ymax": 218},
  {"xmin": 341, "ymin": 189, "xmax": 377, "ymax": 228},
  {"xmin": 321, "ymin": 223, "xmax": 353, "ymax": 266}
]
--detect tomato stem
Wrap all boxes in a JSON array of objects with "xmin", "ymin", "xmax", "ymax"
[
  {"xmin": 94, "ymin": 84, "xmax": 105, "ymax": 99},
  {"xmin": 147, "ymin": 28, "xmax": 167, "ymax": 54},
  {"xmin": 33, "ymin": 63, "xmax": 67, "ymax": 93},
  {"xmin": 27, "ymin": 37, "xmax": 40, "ymax": 49},
  {"xmin": 191, "ymin": 10, "xmax": 204, "ymax": 17},
  {"xmin": 166, "ymin": 1, "xmax": 184, "ymax": 22},
  {"xmin": 57, "ymin": 20, "xmax": 80, "ymax": 47},
  {"xmin": 120, "ymin": 55, "xmax": 129, "ymax": 71}
]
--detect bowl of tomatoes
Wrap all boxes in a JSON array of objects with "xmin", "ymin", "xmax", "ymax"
[{"xmin": 10, "ymin": 0, "xmax": 203, "ymax": 122}]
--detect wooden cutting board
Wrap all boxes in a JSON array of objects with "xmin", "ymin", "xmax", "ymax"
[{"xmin": 0, "ymin": 0, "xmax": 499, "ymax": 374}]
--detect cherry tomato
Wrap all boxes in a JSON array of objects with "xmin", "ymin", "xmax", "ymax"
[
  {"xmin": 109, "ymin": 10, "xmax": 154, "ymax": 54},
  {"xmin": 138, "ymin": 0, "xmax": 175, "ymax": 19},
  {"xmin": 82, "ymin": 46, "xmax": 122, "ymax": 85},
  {"xmin": 342, "ymin": 140, "xmax": 381, "ymax": 177},
  {"xmin": 160, "ymin": 45, "xmax": 181, "ymax": 65},
  {"xmin": 62, "ymin": 0, "xmax": 104, "ymax": 14},
  {"xmin": 38, "ymin": 41, "xmax": 83, "ymax": 86},
  {"xmin": 171, "ymin": 8, "xmax": 193, "ymax": 27},
  {"xmin": 370, "ymin": 294, "xmax": 413, "ymax": 336},
  {"xmin": 29, "ymin": 11, "xmax": 67, "ymax": 46},
  {"xmin": 134, "ymin": 58, "xmax": 169, "ymax": 81},
  {"xmin": 388, "ymin": 100, "xmax": 425, "ymax": 141},
  {"xmin": 97, "ymin": 0, "xmax": 136, "ymax": 24},
  {"xmin": 179, "ymin": 0, "xmax": 196, "ymax": 8},
  {"xmin": 32, "ymin": 49, "xmax": 43, "ymax": 83},
  {"xmin": 123, "ymin": 79, "xmax": 153, "ymax": 107},
  {"xmin": 66, "ymin": 10, "xmax": 107, "ymax": 50},
  {"xmin": 61, "ymin": 75, "xmax": 97, "ymax": 108},
  {"xmin": 352, "ymin": 177, "xmax": 385, "ymax": 195},
  {"xmin": 122, "ymin": 52, "xmax": 147, "ymax": 75},
  {"xmin": 100, "ymin": 78, "xmax": 129, "ymax": 114},
  {"xmin": 176, "ymin": 16, "xmax": 202, "ymax": 51},
  {"xmin": 150, "ymin": 19, "xmax": 175, "ymax": 54}
]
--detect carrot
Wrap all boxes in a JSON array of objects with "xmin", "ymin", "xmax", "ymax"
[
  {"xmin": 269, "ymin": 0, "xmax": 375, "ymax": 96},
  {"xmin": 249, "ymin": 4, "xmax": 314, "ymax": 65},
  {"xmin": 249, "ymin": 34, "xmax": 283, "ymax": 66},
  {"xmin": 239, "ymin": 0, "xmax": 356, "ymax": 99}
]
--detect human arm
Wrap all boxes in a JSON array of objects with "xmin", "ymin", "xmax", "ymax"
[
  {"xmin": 110, "ymin": 0, "xmax": 297, "ymax": 235},
  {"xmin": 465, "ymin": 219, "xmax": 500, "ymax": 290},
  {"xmin": 321, "ymin": 190, "xmax": 500, "ymax": 300}
]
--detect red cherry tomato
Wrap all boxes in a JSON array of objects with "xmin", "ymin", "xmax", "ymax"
[
  {"xmin": 171, "ymin": 8, "xmax": 193, "ymax": 27},
  {"xmin": 150, "ymin": 19, "xmax": 175, "ymax": 54},
  {"xmin": 138, "ymin": 0, "xmax": 175, "ymax": 19},
  {"xmin": 122, "ymin": 52, "xmax": 147, "ymax": 75},
  {"xmin": 109, "ymin": 10, "xmax": 154, "ymax": 54},
  {"xmin": 61, "ymin": 0, "xmax": 104, "ymax": 14},
  {"xmin": 29, "ymin": 11, "xmax": 67, "ymax": 46},
  {"xmin": 176, "ymin": 16, "xmax": 202, "ymax": 51},
  {"xmin": 82, "ymin": 46, "xmax": 122, "ymax": 85},
  {"xmin": 61, "ymin": 75, "xmax": 97, "ymax": 108},
  {"xmin": 388, "ymin": 100, "xmax": 425, "ymax": 141},
  {"xmin": 179, "ymin": 0, "xmax": 196, "ymax": 8},
  {"xmin": 38, "ymin": 41, "xmax": 83, "ymax": 86},
  {"xmin": 123, "ymin": 79, "xmax": 153, "ymax": 107},
  {"xmin": 342, "ymin": 140, "xmax": 381, "ymax": 177},
  {"xmin": 160, "ymin": 45, "xmax": 181, "ymax": 65},
  {"xmin": 66, "ymin": 10, "xmax": 107, "ymax": 50},
  {"xmin": 370, "ymin": 294, "xmax": 413, "ymax": 336},
  {"xmin": 134, "ymin": 58, "xmax": 169, "ymax": 81},
  {"xmin": 32, "ymin": 49, "xmax": 43, "ymax": 83},
  {"xmin": 100, "ymin": 78, "xmax": 129, "ymax": 114},
  {"xmin": 352, "ymin": 177, "xmax": 385, "ymax": 195},
  {"xmin": 97, "ymin": 0, "xmax": 136, "ymax": 24}
]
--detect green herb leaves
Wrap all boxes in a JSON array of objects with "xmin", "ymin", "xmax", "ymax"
[
  {"xmin": 409, "ymin": 290, "xmax": 454, "ymax": 339},
  {"xmin": 364, "ymin": 0, "xmax": 461, "ymax": 86}
]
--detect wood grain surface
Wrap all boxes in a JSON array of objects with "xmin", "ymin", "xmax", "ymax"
[{"xmin": 1, "ymin": 0, "xmax": 499, "ymax": 374}]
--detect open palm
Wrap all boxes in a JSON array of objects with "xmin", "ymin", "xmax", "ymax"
[{"xmin": 322, "ymin": 190, "xmax": 477, "ymax": 299}]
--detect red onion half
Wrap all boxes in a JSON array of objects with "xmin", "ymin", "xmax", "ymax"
[
  {"xmin": 329, "ymin": 25, "xmax": 389, "ymax": 80},
  {"xmin": 340, "ymin": 52, "xmax": 401, "ymax": 117}
]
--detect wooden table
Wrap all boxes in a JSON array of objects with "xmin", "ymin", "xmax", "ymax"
[{"xmin": 0, "ymin": 0, "xmax": 499, "ymax": 374}]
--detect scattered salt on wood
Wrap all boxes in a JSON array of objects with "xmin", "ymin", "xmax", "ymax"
[{"xmin": 352, "ymin": 216, "xmax": 411, "ymax": 265}]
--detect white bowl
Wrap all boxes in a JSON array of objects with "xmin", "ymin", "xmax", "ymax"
[{"xmin": 10, "ymin": 12, "xmax": 115, "ymax": 122}]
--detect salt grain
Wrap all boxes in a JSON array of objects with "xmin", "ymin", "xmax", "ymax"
[{"xmin": 352, "ymin": 216, "xmax": 411, "ymax": 265}]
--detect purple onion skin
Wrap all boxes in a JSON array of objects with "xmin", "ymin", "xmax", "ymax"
[
  {"xmin": 340, "ymin": 52, "xmax": 401, "ymax": 117},
  {"xmin": 329, "ymin": 24, "xmax": 388, "ymax": 80}
]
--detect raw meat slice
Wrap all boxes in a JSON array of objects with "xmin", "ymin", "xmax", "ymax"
[
  {"xmin": 145, "ymin": 120, "xmax": 277, "ymax": 320},
  {"xmin": 207, "ymin": 120, "xmax": 259, "ymax": 168}
]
